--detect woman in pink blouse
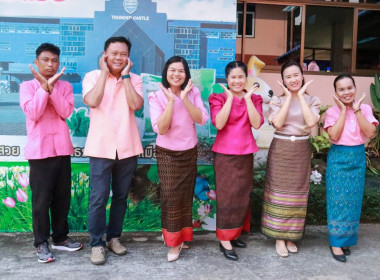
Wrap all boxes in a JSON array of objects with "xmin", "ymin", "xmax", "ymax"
[
  {"xmin": 260, "ymin": 61, "xmax": 321, "ymax": 257},
  {"xmin": 324, "ymin": 74, "xmax": 378, "ymax": 262},
  {"xmin": 148, "ymin": 56, "xmax": 209, "ymax": 262},
  {"xmin": 209, "ymin": 61, "xmax": 264, "ymax": 261}
]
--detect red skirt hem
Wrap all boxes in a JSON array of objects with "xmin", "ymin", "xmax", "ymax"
[
  {"xmin": 216, "ymin": 208, "xmax": 251, "ymax": 241},
  {"xmin": 162, "ymin": 227, "xmax": 193, "ymax": 247}
]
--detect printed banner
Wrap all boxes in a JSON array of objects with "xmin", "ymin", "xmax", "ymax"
[
  {"xmin": 0, "ymin": 0, "xmax": 237, "ymax": 164},
  {"xmin": 0, "ymin": 162, "xmax": 217, "ymax": 232}
]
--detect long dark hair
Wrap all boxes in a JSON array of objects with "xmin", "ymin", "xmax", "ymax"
[
  {"xmin": 161, "ymin": 56, "xmax": 191, "ymax": 90},
  {"xmin": 333, "ymin": 74, "xmax": 356, "ymax": 91}
]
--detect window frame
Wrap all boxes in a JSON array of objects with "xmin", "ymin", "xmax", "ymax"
[{"xmin": 236, "ymin": 7, "xmax": 255, "ymax": 38}]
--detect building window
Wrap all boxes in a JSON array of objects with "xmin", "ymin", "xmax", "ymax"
[
  {"xmin": 25, "ymin": 43, "xmax": 39, "ymax": 55},
  {"xmin": 237, "ymin": 3, "xmax": 255, "ymax": 37},
  {"xmin": 356, "ymin": 9, "xmax": 380, "ymax": 72},
  {"xmin": 218, "ymin": 57, "xmax": 233, "ymax": 61},
  {"xmin": 181, "ymin": 49, "xmax": 190, "ymax": 55},
  {"xmin": 237, "ymin": 1, "xmax": 380, "ymax": 75},
  {"xmin": 304, "ymin": 6, "xmax": 353, "ymax": 72},
  {"xmin": 0, "ymin": 42, "xmax": 11, "ymax": 51},
  {"xmin": 205, "ymin": 31, "xmax": 219, "ymax": 39},
  {"xmin": 221, "ymin": 32, "xmax": 236, "ymax": 39}
]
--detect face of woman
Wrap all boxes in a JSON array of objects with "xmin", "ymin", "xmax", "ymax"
[
  {"xmin": 226, "ymin": 67, "xmax": 247, "ymax": 95},
  {"xmin": 166, "ymin": 62, "xmax": 186, "ymax": 89},
  {"xmin": 282, "ymin": 65, "xmax": 303, "ymax": 93},
  {"xmin": 335, "ymin": 77, "xmax": 356, "ymax": 106}
]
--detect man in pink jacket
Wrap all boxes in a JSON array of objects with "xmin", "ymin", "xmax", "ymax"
[{"xmin": 20, "ymin": 43, "xmax": 83, "ymax": 263}]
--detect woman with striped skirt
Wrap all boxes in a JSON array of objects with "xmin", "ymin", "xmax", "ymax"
[
  {"xmin": 324, "ymin": 74, "xmax": 378, "ymax": 262},
  {"xmin": 148, "ymin": 56, "xmax": 209, "ymax": 262},
  {"xmin": 209, "ymin": 61, "xmax": 264, "ymax": 261},
  {"xmin": 260, "ymin": 61, "xmax": 321, "ymax": 257}
]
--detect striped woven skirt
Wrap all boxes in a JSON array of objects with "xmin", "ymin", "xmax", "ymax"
[
  {"xmin": 261, "ymin": 136, "xmax": 311, "ymax": 241},
  {"xmin": 326, "ymin": 144, "xmax": 366, "ymax": 247},
  {"xmin": 214, "ymin": 153, "xmax": 253, "ymax": 241},
  {"xmin": 156, "ymin": 145, "xmax": 198, "ymax": 247}
]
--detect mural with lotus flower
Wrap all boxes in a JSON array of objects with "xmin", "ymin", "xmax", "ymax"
[{"xmin": 0, "ymin": 162, "xmax": 217, "ymax": 232}]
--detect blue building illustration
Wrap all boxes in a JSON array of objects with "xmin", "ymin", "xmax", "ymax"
[
  {"xmin": 168, "ymin": 20, "xmax": 236, "ymax": 79},
  {"xmin": 0, "ymin": 0, "xmax": 236, "ymax": 137},
  {"xmin": 0, "ymin": 0, "xmax": 235, "ymax": 93},
  {"xmin": 199, "ymin": 22, "xmax": 236, "ymax": 79}
]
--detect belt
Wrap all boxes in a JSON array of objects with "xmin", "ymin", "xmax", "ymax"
[{"xmin": 273, "ymin": 134, "xmax": 309, "ymax": 142}]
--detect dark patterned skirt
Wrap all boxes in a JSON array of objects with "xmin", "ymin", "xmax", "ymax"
[
  {"xmin": 214, "ymin": 153, "xmax": 253, "ymax": 241},
  {"xmin": 326, "ymin": 144, "xmax": 366, "ymax": 247},
  {"xmin": 156, "ymin": 145, "xmax": 198, "ymax": 247},
  {"xmin": 261, "ymin": 136, "xmax": 311, "ymax": 241}
]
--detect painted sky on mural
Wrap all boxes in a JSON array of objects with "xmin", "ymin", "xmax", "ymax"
[
  {"xmin": 154, "ymin": 0, "xmax": 236, "ymax": 21},
  {"xmin": 0, "ymin": 0, "xmax": 236, "ymax": 21}
]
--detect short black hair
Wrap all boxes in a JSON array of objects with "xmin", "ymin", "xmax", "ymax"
[
  {"xmin": 161, "ymin": 56, "xmax": 191, "ymax": 90},
  {"xmin": 225, "ymin": 61, "xmax": 247, "ymax": 78},
  {"xmin": 333, "ymin": 74, "xmax": 356, "ymax": 90},
  {"xmin": 104, "ymin": 36, "xmax": 131, "ymax": 52},
  {"xmin": 36, "ymin": 43, "xmax": 60, "ymax": 58}
]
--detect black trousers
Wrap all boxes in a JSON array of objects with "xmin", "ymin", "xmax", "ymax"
[{"xmin": 29, "ymin": 156, "xmax": 71, "ymax": 247}]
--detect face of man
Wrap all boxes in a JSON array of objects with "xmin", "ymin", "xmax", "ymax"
[
  {"xmin": 104, "ymin": 42, "xmax": 129, "ymax": 75},
  {"xmin": 34, "ymin": 51, "xmax": 60, "ymax": 79}
]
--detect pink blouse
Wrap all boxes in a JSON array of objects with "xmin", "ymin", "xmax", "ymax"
[
  {"xmin": 269, "ymin": 95, "xmax": 321, "ymax": 136},
  {"xmin": 209, "ymin": 92, "xmax": 264, "ymax": 155},
  {"xmin": 148, "ymin": 86, "xmax": 209, "ymax": 151},
  {"xmin": 324, "ymin": 104, "xmax": 378, "ymax": 146}
]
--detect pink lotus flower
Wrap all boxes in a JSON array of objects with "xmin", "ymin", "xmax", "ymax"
[
  {"xmin": 18, "ymin": 173, "xmax": 29, "ymax": 188},
  {"xmin": 192, "ymin": 220, "xmax": 202, "ymax": 228},
  {"xmin": 197, "ymin": 203, "xmax": 213, "ymax": 216},
  {"xmin": 2, "ymin": 197, "xmax": 15, "ymax": 208},
  {"xmin": 204, "ymin": 203, "xmax": 212, "ymax": 214},
  {"xmin": 16, "ymin": 188, "xmax": 28, "ymax": 203},
  {"xmin": 206, "ymin": 190, "xmax": 216, "ymax": 200}
]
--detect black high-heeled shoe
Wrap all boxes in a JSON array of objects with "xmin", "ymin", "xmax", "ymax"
[
  {"xmin": 219, "ymin": 243, "xmax": 238, "ymax": 261},
  {"xmin": 230, "ymin": 239, "xmax": 247, "ymax": 248},
  {"xmin": 341, "ymin": 247, "xmax": 351, "ymax": 256},
  {"xmin": 330, "ymin": 246, "xmax": 346, "ymax": 262}
]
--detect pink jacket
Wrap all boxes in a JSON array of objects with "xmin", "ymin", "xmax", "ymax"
[{"xmin": 20, "ymin": 79, "xmax": 74, "ymax": 159}]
